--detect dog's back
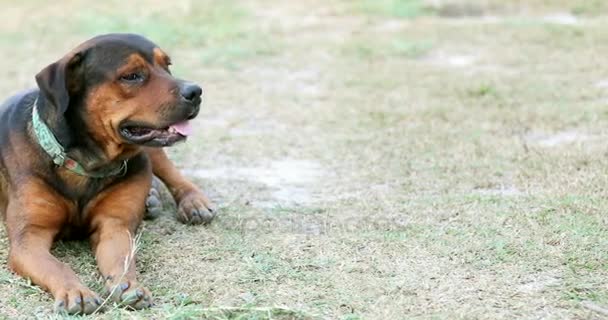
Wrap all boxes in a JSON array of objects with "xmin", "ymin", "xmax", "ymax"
[{"xmin": 0, "ymin": 89, "xmax": 38, "ymax": 216}]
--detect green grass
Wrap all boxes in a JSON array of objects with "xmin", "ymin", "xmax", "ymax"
[
  {"xmin": 341, "ymin": 36, "xmax": 434, "ymax": 60},
  {"xmin": 40, "ymin": 0, "xmax": 246, "ymax": 45},
  {"xmin": 352, "ymin": 0, "xmax": 431, "ymax": 18},
  {"xmin": 570, "ymin": 0, "xmax": 608, "ymax": 15},
  {"xmin": 0, "ymin": 0, "xmax": 278, "ymax": 71},
  {"xmin": 70, "ymin": 1, "xmax": 279, "ymax": 66},
  {"xmin": 1, "ymin": 0, "xmax": 608, "ymax": 319}
]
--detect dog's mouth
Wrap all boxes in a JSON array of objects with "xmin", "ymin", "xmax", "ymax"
[{"xmin": 120, "ymin": 120, "xmax": 193, "ymax": 147}]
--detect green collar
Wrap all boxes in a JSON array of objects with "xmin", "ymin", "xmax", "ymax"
[{"xmin": 32, "ymin": 99, "xmax": 127, "ymax": 178}]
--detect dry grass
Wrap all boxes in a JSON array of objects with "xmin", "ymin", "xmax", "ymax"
[{"xmin": 0, "ymin": 0, "xmax": 607, "ymax": 319}]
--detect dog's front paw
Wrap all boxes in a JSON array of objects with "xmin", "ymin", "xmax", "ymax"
[
  {"xmin": 176, "ymin": 190, "xmax": 216, "ymax": 225},
  {"xmin": 54, "ymin": 285, "xmax": 102, "ymax": 315},
  {"xmin": 144, "ymin": 177, "xmax": 164, "ymax": 220},
  {"xmin": 105, "ymin": 280, "xmax": 152, "ymax": 310}
]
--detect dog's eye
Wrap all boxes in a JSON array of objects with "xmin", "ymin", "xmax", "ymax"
[{"xmin": 120, "ymin": 72, "xmax": 144, "ymax": 83}]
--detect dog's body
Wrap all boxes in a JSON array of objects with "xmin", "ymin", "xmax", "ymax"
[{"xmin": 0, "ymin": 34, "xmax": 215, "ymax": 314}]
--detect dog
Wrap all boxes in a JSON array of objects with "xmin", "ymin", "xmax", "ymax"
[{"xmin": 0, "ymin": 34, "xmax": 216, "ymax": 314}]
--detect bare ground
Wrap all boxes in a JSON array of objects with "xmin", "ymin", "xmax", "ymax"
[{"xmin": 0, "ymin": 0, "xmax": 608, "ymax": 319}]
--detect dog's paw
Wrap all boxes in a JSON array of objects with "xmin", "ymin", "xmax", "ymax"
[
  {"xmin": 106, "ymin": 280, "xmax": 152, "ymax": 310},
  {"xmin": 144, "ymin": 177, "xmax": 164, "ymax": 220},
  {"xmin": 176, "ymin": 190, "xmax": 216, "ymax": 225},
  {"xmin": 54, "ymin": 285, "xmax": 102, "ymax": 315}
]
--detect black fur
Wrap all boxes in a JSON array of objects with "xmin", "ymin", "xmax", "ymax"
[{"xmin": 0, "ymin": 34, "xmax": 159, "ymax": 237}]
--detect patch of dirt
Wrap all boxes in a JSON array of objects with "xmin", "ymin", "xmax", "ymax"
[
  {"xmin": 435, "ymin": 3, "xmax": 486, "ymax": 18},
  {"xmin": 594, "ymin": 80, "xmax": 608, "ymax": 88},
  {"xmin": 424, "ymin": 51, "xmax": 478, "ymax": 67},
  {"xmin": 541, "ymin": 13, "xmax": 580, "ymax": 25},
  {"xmin": 517, "ymin": 271, "xmax": 562, "ymax": 294},
  {"xmin": 243, "ymin": 65, "xmax": 324, "ymax": 98},
  {"xmin": 475, "ymin": 186, "xmax": 524, "ymax": 196},
  {"xmin": 526, "ymin": 130, "xmax": 593, "ymax": 147},
  {"xmin": 422, "ymin": 49, "xmax": 514, "ymax": 74},
  {"xmin": 183, "ymin": 159, "xmax": 324, "ymax": 207}
]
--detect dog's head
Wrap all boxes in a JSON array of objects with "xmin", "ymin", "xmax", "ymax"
[{"xmin": 35, "ymin": 33, "xmax": 201, "ymax": 148}]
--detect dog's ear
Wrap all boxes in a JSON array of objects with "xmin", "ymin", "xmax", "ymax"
[{"xmin": 35, "ymin": 51, "xmax": 86, "ymax": 113}]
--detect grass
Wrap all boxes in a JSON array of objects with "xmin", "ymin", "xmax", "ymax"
[
  {"xmin": 351, "ymin": 0, "xmax": 431, "ymax": 18},
  {"xmin": 341, "ymin": 36, "xmax": 434, "ymax": 60},
  {"xmin": 1, "ymin": 0, "xmax": 608, "ymax": 319}
]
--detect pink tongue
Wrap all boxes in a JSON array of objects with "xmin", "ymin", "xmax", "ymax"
[{"xmin": 170, "ymin": 120, "xmax": 193, "ymax": 136}]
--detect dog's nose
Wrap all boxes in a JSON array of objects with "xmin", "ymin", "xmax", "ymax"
[{"xmin": 180, "ymin": 83, "xmax": 202, "ymax": 102}]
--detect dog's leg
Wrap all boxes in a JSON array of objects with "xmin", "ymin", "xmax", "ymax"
[
  {"xmin": 88, "ymin": 169, "xmax": 153, "ymax": 310},
  {"xmin": 144, "ymin": 176, "xmax": 164, "ymax": 220},
  {"xmin": 6, "ymin": 182, "xmax": 101, "ymax": 314},
  {"xmin": 144, "ymin": 148, "xmax": 216, "ymax": 224}
]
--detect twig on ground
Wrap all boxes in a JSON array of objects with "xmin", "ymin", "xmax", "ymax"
[
  {"xmin": 194, "ymin": 306, "xmax": 316, "ymax": 318},
  {"xmin": 93, "ymin": 228, "xmax": 143, "ymax": 314}
]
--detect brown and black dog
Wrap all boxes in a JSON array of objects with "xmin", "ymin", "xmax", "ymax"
[{"xmin": 0, "ymin": 34, "xmax": 216, "ymax": 314}]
